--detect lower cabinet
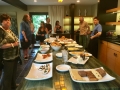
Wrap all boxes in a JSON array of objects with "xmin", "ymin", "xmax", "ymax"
[
  {"xmin": 106, "ymin": 47, "xmax": 116, "ymax": 71},
  {"xmin": 99, "ymin": 40, "xmax": 120, "ymax": 76},
  {"xmin": 114, "ymin": 51, "xmax": 120, "ymax": 76}
]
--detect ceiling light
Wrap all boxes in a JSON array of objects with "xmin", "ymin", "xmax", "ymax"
[
  {"xmin": 98, "ymin": 0, "xmax": 100, "ymax": 2},
  {"xmin": 77, "ymin": 0, "xmax": 80, "ymax": 3},
  {"xmin": 34, "ymin": 0, "xmax": 37, "ymax": 2},
  {"xmin": 58, "ymin": 0, "xmax": 63, "ymax": 2}
]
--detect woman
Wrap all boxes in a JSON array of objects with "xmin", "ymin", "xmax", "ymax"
[
  {"xmin": 54, "ymin": 20, "xmax": 63, "ymax": 34},
  {"xmin": 0, "ymin": 14, "xmax": 19, "ymax": 90},
  {"xmin": 20, "ymin": 14, "xmax": 32, "ymax": 60},
  {"xmin": 37, "ymin": 21, "xmax": 46, "ymax": 45}
]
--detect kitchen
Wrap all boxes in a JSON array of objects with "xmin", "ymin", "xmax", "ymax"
[{"xmin": 0, "ymin": 0, "xmax": 120, "ymax": 90}]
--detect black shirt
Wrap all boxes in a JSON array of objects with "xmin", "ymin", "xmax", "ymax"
[{"xmin": 45, "ymin": 23, "xmax": 52, "ymax": 33}]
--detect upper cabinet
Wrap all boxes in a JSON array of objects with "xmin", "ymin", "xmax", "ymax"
[
  {"xmin": 63, "ymin": 16, "xmax": 94, "ymax": 32},
  {"xmin": 106, "ymin": 7, "xmax": 120, "ymax": 25}
]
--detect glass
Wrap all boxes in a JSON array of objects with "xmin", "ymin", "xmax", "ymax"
[
  {"xmin": 62, "ymin": 50, "xmax": 68, "ymax": 64},
  {"xmin": 56, "ymin": 35, "xmax": 59, "ymax": 41}
]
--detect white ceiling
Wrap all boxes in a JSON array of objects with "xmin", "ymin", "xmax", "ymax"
[{"xmin": 0, "ymin": 0, "xmax": 98, "ymax": 5}]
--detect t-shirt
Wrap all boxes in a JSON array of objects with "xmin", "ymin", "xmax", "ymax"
[
  {"xmin": 20, "ymin": 21, "xmax": 32, "ymax": 40},
  {"xmin": 91, "ymin": 24, "xmax": 102, "ymax": 36},
  {"xmin": 45, "ymin": 23, "xmax": 52, "ymax": 33}
]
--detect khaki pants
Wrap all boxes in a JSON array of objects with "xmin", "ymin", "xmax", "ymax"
[{"xmin": 79, "ymin": 35, "xmax": 87, "ymax": 48}]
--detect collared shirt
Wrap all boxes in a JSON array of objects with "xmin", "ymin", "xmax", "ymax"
[
  {"xmin": 0, "ymin": 26, "xmax": 19, "ymax": 60},
  {"xmin": 91, "ymin": 24, "xmax": 102, "ymax": 36},
  {"xmin": 79, "ymin": 21, "xmax": 89, "ymax": 35},
  {"xmin": 20, "ymin": 21, "xmax": 32, "ymax": 40}
]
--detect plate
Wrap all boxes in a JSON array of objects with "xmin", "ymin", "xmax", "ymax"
[
  {"xmin": 67, "ymin": 48, "xmax": 79, "ymax": 51},
  {"xmin": 65, "ymin": 44, "xmax": 78, "ymax": 47},
  {"xmin": 69, "ymin": 67, "xmax": 115, "ymax": 83},
  {"xmin": 25, "ymin": 62, "xmax": 53, "ymax": 80},
  {"xmin": 75, "ymin": 45, "xmax": 83, "ymax": 48},
  {"xmin": 69, "ymin": 52, "xmax": 92, "ymax": 56},
  {"xmin": 56, "ymin": 53, "xmax": 62, "ymax": 58},
  {"xmin": 34, "ymin": 53, "xmax": 53, "ymax": 63},
  {"xmin": 56, "ymin": 64, "xmax": 71, "ymax": 72},
  {"xmin": 68, "ymin": 57, "xmax": 89, "ymax": 65}
]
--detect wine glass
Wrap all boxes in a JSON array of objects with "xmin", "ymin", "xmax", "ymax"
[{"xmin": 62, "ymin": 50, "xmax": 68, "ymax": 64}]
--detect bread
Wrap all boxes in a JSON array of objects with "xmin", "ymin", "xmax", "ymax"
[
  {"xmin": 96, "ymin": 68, "xmax": 106, "ymax": 77},
  {"xmin": 86, "ymin": 71, "xmax": 98, "ymax": 81},
  {"xmin": 91, "ymin": 69, "xmax": 103, "ymax": 80},
  {"xmin": 42, "ymin": 53, "xmax": 51, "ymax": 59},
  {"xmin": 78, "ymin": 71, "xmax": 87, "ymax": 77}
]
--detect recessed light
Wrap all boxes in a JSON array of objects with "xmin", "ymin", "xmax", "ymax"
[
  {"xmin": 58, "ymin": 0, "xmax": 63, "ymax": 2},
  {"xmin": 77, "ymin": 0, "xmax": 80, "ymax": 3},
  {"xmin": 98, "ymin": 0, "xmax": 100, "ymax": 2},
  {"xmin": 34, "ymin": 0, "xmax": 37, "ymax": 2}
]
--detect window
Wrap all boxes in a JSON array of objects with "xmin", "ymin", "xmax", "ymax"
[{"xmin": 29, "ymin": 12, "xmax": 48, "ymax": 34}]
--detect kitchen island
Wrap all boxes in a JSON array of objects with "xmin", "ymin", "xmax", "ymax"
[{"xmin": 17, "ymin": 47, "xmax": 120, "ymax": 90}]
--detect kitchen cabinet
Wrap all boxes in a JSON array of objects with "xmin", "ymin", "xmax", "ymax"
[
  {"xmin": 114, "ymin": 51, "xmax": 120, "ymax": 76},
  {"xmin": 106, "ymin": 47, "xmax": 116, "ymax": 71},
  {"xmin": 98, "ymin": 40, "xmax": 107, "ymax": 65}
]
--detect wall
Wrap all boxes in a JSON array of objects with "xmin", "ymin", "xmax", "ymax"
[
  {"xmin": 0, "ymin": 5, "xmax": 48, "ymax": 34},
  {"xmin": 64, "ymin": 4, "xmax": 98, "ymax": 17}
]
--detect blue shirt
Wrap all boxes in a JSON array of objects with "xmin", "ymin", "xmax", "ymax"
[
  {"xmin": 91, "ymin": 24, "xmax": 102, "ymax": 36},
  {"xmin": 20, "ymin": 21, "xmax": 32, "ymax": 40}
]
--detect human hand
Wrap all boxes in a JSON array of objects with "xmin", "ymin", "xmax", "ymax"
[
  {"xmin": 13, "ymin": 42, "xmax": 19, "ymax": 47},
  {"xmin": 25, "ymin": 38, "xmax": 28, "ymax": 42},
  {"xmin": 90, "ymin": 36, "xmax": 94, "ymax": 39}
]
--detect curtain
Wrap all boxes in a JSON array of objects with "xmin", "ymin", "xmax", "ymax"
[{"xmin": 48, "ymin": 6, "xmax": 64, "ymax": 33}]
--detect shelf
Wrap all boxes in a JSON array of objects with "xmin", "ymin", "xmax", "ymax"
[
  {"xmin": 64, "ymin": 23, "xmax": 93, "ymax": 26},
  {"xmin": 106, "ymin": 7, "xmax": 120, "ymax": 13},
  {"xmin": 106, "ymin": 22, "xmax": 120, "ymax": 25}
]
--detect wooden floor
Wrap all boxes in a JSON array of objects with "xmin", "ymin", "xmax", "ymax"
[{"xmin": 16, "ymin": 47, "xmax": 39, "ymax": 84}]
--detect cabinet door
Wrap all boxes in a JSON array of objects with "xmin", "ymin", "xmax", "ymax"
[
  {"xmin": 114, "ymin": 51, "xmax": 120, "ymax": 76},
  {"xmin": 98, "ymin": 40, "xmax": 107, "ymax": 65},
  {"xmin": 106, "ymin": 47, "xmax": 116, "ymax": 71}
]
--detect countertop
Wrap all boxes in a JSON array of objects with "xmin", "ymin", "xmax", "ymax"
[
  {"xmin": 17, "ymin": 49, "xmax": 120, "ymax": 90},
  {"xmin": 100, "ymin": 37, "xmax": 120, "ymax": 45}
]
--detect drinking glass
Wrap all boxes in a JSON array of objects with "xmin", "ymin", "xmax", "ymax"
[
  {"xmin": 62, "ymin": 50, "xmax": 68, "ymax": 64},
  {"xmin": 56, "ymin": 35, "xmax": 59, "ymax": 41}
]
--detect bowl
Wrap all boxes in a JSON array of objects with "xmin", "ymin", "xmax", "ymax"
[
  {"xmin": 51, "ymin": 45, "xmax": 61, "ymax": 51},
  {"xmin": 40, "ymin": 48, "xmax": 49, "ymax": 54}
]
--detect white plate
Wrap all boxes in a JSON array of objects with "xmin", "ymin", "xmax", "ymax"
[
  {"xmin": 56, "ymin": 64, "xmax": 71, "ymax": 72},
  {"xmin": 65, "ymin": 44, "xmax": 78, "ymax": 47},
  {"xmin": 69, "ymin": 52, "xmax": 92, "ymax": 57},
  {"xmin": 25, "ymin": 63, "xmax": 53, "ymax": 80},
  {"xmin": 69, "ymin": 67, "xmax": 115, "ymax": 83},
  {"xmin": 34, "ymin": 53, "xmax": 53, "ymax": 63},
  {"xmin": 40, "ymin": 45, "xmax": 50, "ymax": 48},
  {"xmin": 68, "ymin": 57, "xmax": 89, "ymax": 65},
  {"xmin": 56, "ymin": 53, "xmax": 62, "ymax": 58},
  {"xmin": 75, "ymin": 45, "xmax": 83, "ymax": 48}
]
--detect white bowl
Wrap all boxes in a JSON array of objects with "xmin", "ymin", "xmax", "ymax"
[
  {"xmin": 51, "ymin": 45, "xmax": 61, "ymax": 51},
  {"xmin": 40, "ymin": 48, "xmax": 49, "ymax": 54}
]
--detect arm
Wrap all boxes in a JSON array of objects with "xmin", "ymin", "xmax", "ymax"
[
  {"xmin": 90, "ymin": 32, "xmax": 102, "ymax": 39},
  {"xmin": 1, "ymin": 42, "xmax": 19, "ymax": 49},
  {"xmin": 22, "ymin": 31, "xmax": 28, "ymax": 42},
  {"xmin": 60, "ymin": 26, "xmax": 63, "ymax": 33},
  {"xmin": 45, "ymin": 28, "xmax": 49, "ymax": 34},
  {"xmin": 54, "ymin": 26, "xmax": 56, "ymax": 33}
]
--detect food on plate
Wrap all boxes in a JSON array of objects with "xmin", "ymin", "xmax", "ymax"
[
  {"xmin": 70, "ymin": 52, "xmax": 92, "ymax": 56},
  {"xmin": 96, "ymin": 68, "xmax": 106, "ymax": 77},
  {"xmin": 78, "ymin": 71, "xmax": 87, "ymax": 77},
  {"xmin": 59, "ymin": 36, "xmax": 67, "ymax": 41},
  {"xmin": 44, "ymin": 64, "xmax": 50, "ymax": 74},
  {"xmin": 68, "ymin": 48, "xmax": 79, "ymax": 51},
  {"xmin": 51, "ymin": 42, "xmax": 61, "ymax": 46},
  {"xmin": 78, "ymin": 68, "xmax": 106, "ymax": 81},
  {"xmin": 42, "ymin": 53, "xmax": 51, "ymax": 59}
]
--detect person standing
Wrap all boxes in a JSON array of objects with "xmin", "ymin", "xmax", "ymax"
[
  {"xmin": 87, "ymin": 17, "xmax": 102, "ymax": 58},
  {"xmin": 0, "ymin": 14, "xmax": 19, "ymax": 90},
  {"xmin": 37, "ymin": 21, "xmax": 46, "ymax": 45},
  {"xmin": 45, "ymin": 17, "xmax": 52, "ymax": 38},
  {"xmin": 54, "ymin": 20, "xmax": 63, "ymax": 34},
  {"xmin": 20, "ymin": 14, "xmax": 32, "ymax": 60},
  {"xmin": 77, "ymin": 17, "xmax": 90, "ymax": 48},
  {"xmin": 30, "ymin": 20, "xmax": 36, "ymax": 53}
]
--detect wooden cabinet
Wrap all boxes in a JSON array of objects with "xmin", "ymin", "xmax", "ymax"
[
  {"xmin": 114, "ymin": 51, "xmax": 120, "ymax": 76},
  {"xmin": 99, "ymin": 41, "xmax": 120, "ymax": 76},
  {"xmin": 98, "ymin": 40, "xmax": 107, "ymax": 65},
  {"xmin": 106, "ymin": 47, "xmax": 116, "ymax": 71}
]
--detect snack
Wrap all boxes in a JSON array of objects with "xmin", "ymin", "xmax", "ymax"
[
  {"xmin": 78, "ymin": 71, "xmax": 87, "ymax": 77},
  {"xmin": 42, "ymin": 53, "xmax": 51, "ymax": 59},
  {"xmin": 96, "ymin": 68, "xmax": 106, "ymax": 77},
  {"xmin": 51, "ymin": 42, "xmax": 61, "ymax": 46}
]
